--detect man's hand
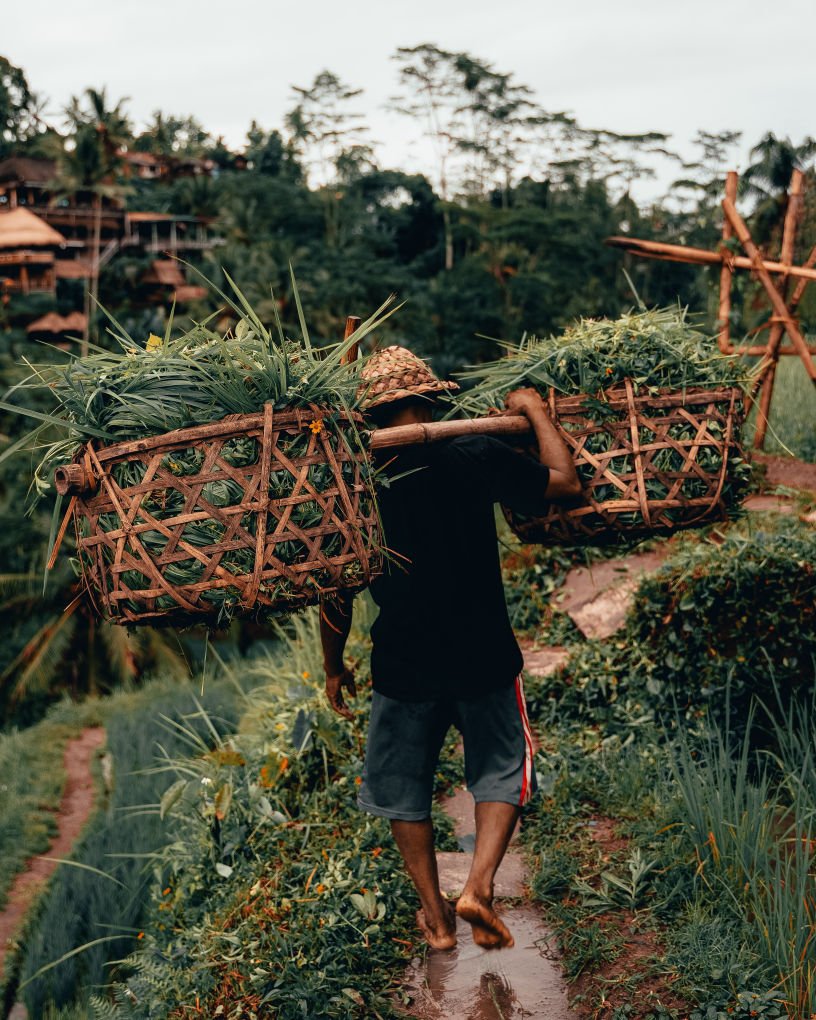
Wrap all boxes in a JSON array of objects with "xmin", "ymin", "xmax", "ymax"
[
  {"xmin": 504, "ymin": 386, "xmax": 549, "ymax": 420},
  {"xmin": 325, "ymin": 666, "xmax": 357, "ymax": 720}
]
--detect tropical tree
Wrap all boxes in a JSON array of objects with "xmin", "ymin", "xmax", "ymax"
[
  {"xmin": 60, "ymin": 87, "xmax": 132, "ymax": 352},
  {"xmin": 451, "ymin": 55, "xmax": 538, "ymax": 206},
  {"xmin": 743, "ymin": 132, "xmax": 816, "ymax": 243},
  {"xmin": 0, "ymin": 56, "xmax": 46, "ymax": 158},
  {"xmin": 286, "ymin": 71, "xmax": 373, "ymax": 246},
  {"xmin": 391, "ymin": 44, "xmax": 473, "ymax": 270},
  {"xmin": 132, "ymin": 110, "xmax": 210, "ymax": 157}
]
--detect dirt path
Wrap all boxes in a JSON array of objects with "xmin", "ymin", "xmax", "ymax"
[
  {"xmin": 0, "ymin": 727, "xmax": 105, "ymax": 982},
  {"xmin": 753, "ymin": 451, "xmax": 816, "ymax": 493}
]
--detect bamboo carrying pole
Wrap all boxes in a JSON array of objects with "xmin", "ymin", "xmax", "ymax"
[{"xmin": 370, "ymin": 414, "xmax": 531, "ymax": 450}]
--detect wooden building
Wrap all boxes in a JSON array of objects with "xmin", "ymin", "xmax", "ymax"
[
  {"xmin": 26, "ymin": 310, "xmax": 88, "ymax": 347},
  {"xmin": 0, "ymin": 155, "xmax": 219, "ymax": 315},
  {"xmin": 0, "ymin": 207, "xmax": 66, "ymax": 294}
]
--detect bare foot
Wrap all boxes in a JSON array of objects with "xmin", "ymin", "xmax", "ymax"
[
  {"xmin": 415, "ymin": 903, "xmax": 457, "ymax": 950},
  {"xmin": 456, "ymin": 891, "xmax": 514, "ymax": 949}
]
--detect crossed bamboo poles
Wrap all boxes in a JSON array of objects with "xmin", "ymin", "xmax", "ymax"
[{"xmin": 606, "ymin": 169, "xmax": 816, "ymax": 448}]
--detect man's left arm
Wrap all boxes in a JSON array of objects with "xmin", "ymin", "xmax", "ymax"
[{"xmin": 320, "ymin": 593, "xmax": 357, "ymax": 720}]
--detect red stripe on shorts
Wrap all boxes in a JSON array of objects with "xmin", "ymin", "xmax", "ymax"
[{"xmin": 514, "ymin": 674, "xmax": 534, "ymax": 806}]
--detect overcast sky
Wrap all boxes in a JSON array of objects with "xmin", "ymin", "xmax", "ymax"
[{"xmin": 5, "ymin": 0, "xmax": 816, "ymax": 200}]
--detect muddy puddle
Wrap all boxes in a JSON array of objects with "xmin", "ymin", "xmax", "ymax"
[{"xmin": 401, "ymin": 904, "xmax": 573, "ymax": 1019}]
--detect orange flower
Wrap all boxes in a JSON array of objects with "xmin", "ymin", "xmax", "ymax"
[
  {"xmin": 137, "ymin": 931, "xmax": 145, "ymax": 940},
  {"xmin": 605, "ymin": 366, "xmax": 613, "ymax": 376},
  {"xmin": 315, "ymin": 883, "xmax": 326, "ymax": 894},
  {"xmin": 371, "ymin": 847, "xmax": 383, "ymax": 858},
  {"xmin": 309, "ymin": 419, "xmax": 324, "ymax": 435},
  {"xmin": 162, "ymin": 887, "xmax": 171, "ymax": 896},
  {"xmin": 301, "ymin": 670, "xmax": 310, "ymax": 680},
  {"xmin": 355, "ymin": 776, "xmax": 362, "ymax": 786}
]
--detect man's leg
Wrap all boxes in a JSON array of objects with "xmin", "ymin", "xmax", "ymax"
[
  {"xmin": 391, "ymin": 818, "xmax": 456, "ymax": 950},
  {"xmin": 357, "ymin": 693, "xmax": 456, "ymax": 950},
  {"xmin": 455, "ymin": 676, "xmax": 536, "ymax": 949},
  {"xmin": 457, "ymin": 801, "xmax": 519, "ymax": 948}
]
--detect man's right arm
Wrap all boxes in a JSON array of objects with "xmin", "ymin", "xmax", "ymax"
[{"xmin": 320, "ymin": 593, "xmax": 356, "ymax": 720}]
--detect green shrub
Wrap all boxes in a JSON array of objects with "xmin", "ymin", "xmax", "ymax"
[
  {"xmin": 539, "ymin": 517, "xmax": 816, "ymax": 739},
  {"xmin": 629, "ymin": 519, "xmax": 815, "ymax": 699},
  {"xmin": 98, "ymin": 606, "xmax": 441, "ymax": 1019}
]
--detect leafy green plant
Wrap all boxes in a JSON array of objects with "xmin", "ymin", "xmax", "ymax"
[
  {"xmin": 51, "ymin": 602, "xmax": 432, "ymax": 1019},
  {"xmin": 1, "ymin": 273, "xmax": 396, "ymax": 626},
  {"xmin": 456, "ymin": 306, "xmax": 754, "ymax": 531},
  {"xmin": 541, "ymin": 516, "xmax": 816, "ymax": 740},
  {"xmin": 4, "ymin": 272, "xmax": 395, "ymax": 491}
]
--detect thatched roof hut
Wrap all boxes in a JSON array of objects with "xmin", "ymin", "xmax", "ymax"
[
  {"xmin": 0, "ymin": 208, "xmax": 66, "ymax": 248},
  {"xmin": 26, "ymin": 311, "xmax": 87, "ymax": 335}
]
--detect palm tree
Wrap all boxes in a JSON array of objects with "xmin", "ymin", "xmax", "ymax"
[
  {"xmin": 742, "ymin": 132, "xmax": 816, "ymax": 244},
  {"xmin": 60, "ymin": 88, "xmax": 132, "ymax": 353},
  {"xmin": 0, "ymin": 573, "xmax": 190, "ymax": 718}
]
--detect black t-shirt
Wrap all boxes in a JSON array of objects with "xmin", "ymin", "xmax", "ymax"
[{"xmin": 369, "ymin": 435, "xmax": 551, "ymax": 702}]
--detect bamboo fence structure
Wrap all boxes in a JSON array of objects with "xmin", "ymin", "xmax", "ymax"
[{"xmin": 605, "ymin": 170, "xmax": 816, "ymax": 448}]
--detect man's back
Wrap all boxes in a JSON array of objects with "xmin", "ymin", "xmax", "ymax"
[{"xmin": 369, "ymin": 435, "xmax": 550, "ymax": 702}]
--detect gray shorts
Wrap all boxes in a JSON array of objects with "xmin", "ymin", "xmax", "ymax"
[{"xmin": 358, "ymin": 676, "xmax": 537, "ymax": 821}]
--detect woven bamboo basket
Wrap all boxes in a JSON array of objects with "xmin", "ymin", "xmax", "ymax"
[
  {"xmin": 503, "ymin": 381, "xmax": 747, "ymax": 545},
  {"xmin": 55, "ymin": 404, "xmax": 381, "ymax": 625}
]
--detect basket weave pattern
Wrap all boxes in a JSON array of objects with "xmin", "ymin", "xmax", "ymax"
[
  {"xmin": 361, "ymin": 345, "xmax": 459, "ymax": 407},
  {"xmin": 71, "ymin": 406, "xmax": 380, "ymax": 624},
  {"xmin": 504, "ymin": 382, "xmax": 745, "ymax": 545}
]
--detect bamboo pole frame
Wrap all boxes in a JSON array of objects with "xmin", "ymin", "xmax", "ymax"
[{"xmin": 605, "ymin": 170, "xmax": 816, "ymax": 449}]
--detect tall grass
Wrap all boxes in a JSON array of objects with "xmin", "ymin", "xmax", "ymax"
[
  {"xmin": 9, "ymin": 674, "xmax": 254, "ymax": 1017},
  {"xmin": 666, "ymin": 696, "xmax": 816, "ymax": 1016},
  {"xmin": 0, "ymin": 720, "xmax": 77, "ymax": 910},
  {"xmin": 745, "ymin": 355, "xmax": 816, "ymax": 462}
]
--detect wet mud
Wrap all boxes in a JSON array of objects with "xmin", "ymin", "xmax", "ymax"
[{"xmin": 402, "ymin": 905, "xmax": 572, "ymax": 1019}]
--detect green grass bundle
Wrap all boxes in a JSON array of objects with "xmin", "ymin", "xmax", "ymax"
[
  {"xmin": 457, "ymin": 305, "xmax": 750, "ymax": 405},
  {"xmin": 3, "ymin": 273, "xmax": 396, "ymax": 625},
  {"xmin": 457, "ymin": 306, "xmax": 753, "ymax": 540}
]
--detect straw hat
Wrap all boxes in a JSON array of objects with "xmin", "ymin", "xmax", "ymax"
[{"xmin": 360, "ymin": 346, "xmax": 459, "ymax": 409}]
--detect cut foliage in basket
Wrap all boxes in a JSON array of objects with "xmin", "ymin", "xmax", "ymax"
[
  {"xmin": 456, "ymin": 306, "xmax": 754, "ymax": 544},
  {"xmin": 3, "ymin": 270, "xmax": 397, "ymax": 626}
]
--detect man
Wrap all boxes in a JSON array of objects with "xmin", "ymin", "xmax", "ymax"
[{"xmin": 320, "ymin": 346, "xmax": 580, "ymax": 951}]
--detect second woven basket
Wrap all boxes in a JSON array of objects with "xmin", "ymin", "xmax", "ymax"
[{"xmin": 503, "ymin": 381, "xmax": 748, "ymax": 545}]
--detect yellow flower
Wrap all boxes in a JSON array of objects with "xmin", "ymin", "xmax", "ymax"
[
  {"xmin": 309, "ymin": 419, "xmax": 324, "ymax": 435},
  {"xmin": 146, "ymin": 333, "xmax": 163, "ymax": 352}
]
